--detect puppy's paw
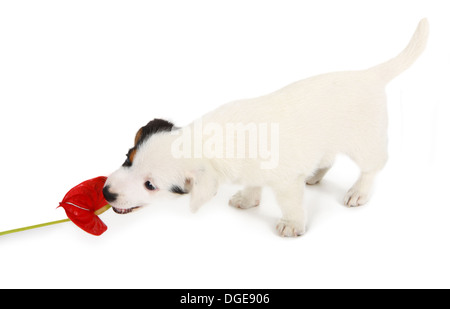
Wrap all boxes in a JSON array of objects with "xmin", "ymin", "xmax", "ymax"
[
  {"xmin": 228, "ymin": 191, "xmax": 260, "ymax": 209},
  {"xmin": 306, "ymin": 177, "xmax": 321, "ymax": 185},
  {"xmin": 306, "ymin": 167, "xmax": 329, "ymax": 185},
  {"xmin": 276, "ymin": 220, "xmax": 305, "ymax": 237},
  {"xmin": 344, "ymin": 189, "xmax": 369, "ymax": 207}
]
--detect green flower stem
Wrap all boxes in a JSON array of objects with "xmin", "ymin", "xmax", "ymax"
[
  {"xmin": 0, "ymin": 218, "xmax": 70, "ymax": 236},
  {"xmin": 0, "ymin": 205, "xmax": 111, "ymax": 236},
  {"xmin": 95, "ymin": 204, "xmax": 111, "ymax": 215}
]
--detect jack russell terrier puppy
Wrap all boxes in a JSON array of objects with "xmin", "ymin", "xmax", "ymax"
[{"xmin": 103, "ymin": 19, "xmax": 429, "ymax": 237}]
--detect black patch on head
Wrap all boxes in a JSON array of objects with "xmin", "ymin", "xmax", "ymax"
[
  {"xmin": 122, "ymin": 118, "xmax": 174, "ymax": 167},
  {"xmin": 135, "ymin": 119, "xmax": 174, "ymax": 147},
  {"xmin": 170, "ymin": 185, "xmax": 188, "ymax": 195}
]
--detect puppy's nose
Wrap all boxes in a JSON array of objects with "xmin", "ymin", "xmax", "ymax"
[{"xmin": 103, "ymin": 185, "xmax": 118, "ymax": 203}]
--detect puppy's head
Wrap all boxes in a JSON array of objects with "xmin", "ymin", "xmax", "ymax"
[{"xmin": 104, "ymin": 118, "xmax": 218, "ymax": 214}]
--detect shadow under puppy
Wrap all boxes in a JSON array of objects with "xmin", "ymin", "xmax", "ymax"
[{"xmin": 104, "ymin": 19, "xmax": 428, "ymax": 237}]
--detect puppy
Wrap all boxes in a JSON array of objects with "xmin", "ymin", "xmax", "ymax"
[{"xmin": 104, "ymin": 19, "xmax": 429, "ymax": 236}]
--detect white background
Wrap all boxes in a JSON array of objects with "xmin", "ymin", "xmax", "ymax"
[{"xmin": 0, "ymin": 0, "xmax": 449, "ymax": 289}]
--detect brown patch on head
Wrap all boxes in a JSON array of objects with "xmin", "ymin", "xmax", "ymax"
[
  {"xmin": 134, "ymin": 127, "xmax": 144, "ymax": 145},
  {"xmin": 122, "ymin": 118, "xmax": 175, "ymax": 167}
]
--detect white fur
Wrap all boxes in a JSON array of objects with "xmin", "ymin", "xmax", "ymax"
[{"xmin": 105, "ymin": 19, "xmax": 429, "ymax": 237}]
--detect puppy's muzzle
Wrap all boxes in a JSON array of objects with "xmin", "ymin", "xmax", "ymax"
[{"xmin": 103, "ymin": 185, "xmax": 142, "ymax": 214}]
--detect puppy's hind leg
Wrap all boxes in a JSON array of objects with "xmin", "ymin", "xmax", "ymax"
[
  {"xmin": 344, "ymin": 171, "xmax": 378, "ymax": 207},
  {"xmin": 306, "ymin": 154, "xmax": 335, "ymax": 185},
  {"xmin": 229, "ymin": 186, "xmax": 262, "ymax": 209},
  {"xmin": 344, "ymin": 144, "xmax": 388, "ymax": 207}
]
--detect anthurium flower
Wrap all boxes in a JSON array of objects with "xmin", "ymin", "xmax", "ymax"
[
  {"xmin": 58, "ymin": 176, "xmax": 111, "ymax": 236},
  {"xmin": 0, "ymin": 176, "xmax": 111, "ymax": 237}
]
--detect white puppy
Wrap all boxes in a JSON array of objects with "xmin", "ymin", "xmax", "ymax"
[{"xmin": 104, "ymin": 19, "xmax": 429, "ymax": 236}]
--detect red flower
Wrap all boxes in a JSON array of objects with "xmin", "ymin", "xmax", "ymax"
[
  {"xmin": 0, "ymin": 176, "xmax": 111, "ymax": 237},
  {"xmin": 58, "ymin": 176, "xmax": 110, "ymax": 236}
]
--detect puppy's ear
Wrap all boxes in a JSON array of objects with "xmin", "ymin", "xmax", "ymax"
[
  {"xmin": 123, "ymin": 118, "xmax": 174, "ymax": 167},
  {"xmin": 134, "ymin": 118, "xmax": 174, "ymax": 146},
  {"xmin": 185, "ymin": 165, "xmax": 218, "ymax": 212}
]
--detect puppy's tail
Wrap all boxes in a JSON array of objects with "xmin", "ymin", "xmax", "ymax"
[{"xmin": 369, "ymin": 18, "xmax": 429, "ymax": 83}]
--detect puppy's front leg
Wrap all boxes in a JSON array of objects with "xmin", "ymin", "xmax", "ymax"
[{"xmin": 273, "ymin": 176, "xmax": 306, "ymax": 237}]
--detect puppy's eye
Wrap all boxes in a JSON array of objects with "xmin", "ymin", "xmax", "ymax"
[{"xmin": 144, "ymin": 181, "xmax": 156, "ymax": 191}]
